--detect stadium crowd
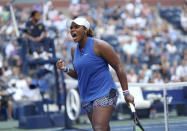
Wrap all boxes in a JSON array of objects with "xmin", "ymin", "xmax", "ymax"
[{"xmin": 0, "ymin": 0, "xmax": 187, "ymax": 120}]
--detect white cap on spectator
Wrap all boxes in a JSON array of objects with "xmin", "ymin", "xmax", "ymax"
[{"xmin": 72, "ymin": 17, "xmax": 90, "ymax": 29}]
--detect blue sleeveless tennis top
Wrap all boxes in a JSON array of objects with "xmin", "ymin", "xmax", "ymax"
[{"xmin": 73, "ymin": 37, "xmax": 117, "ymax": 103}]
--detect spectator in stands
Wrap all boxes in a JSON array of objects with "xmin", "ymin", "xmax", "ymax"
[
  {"xmin": 170, "ymin": 62, "xmax": 180, "ymax": 82},
  {"xmin": 180, "ymin": 3, "xmax": 187, "ymax": 33},
  {"xmin": 24, "ymin": 10, "xmax": 50, "ymax": 59},
  {"xmin": 43, "ymin": 0, "xmax": 52, "ymax": 23},
  {"xmin": 9, "ymin": 66, "xmax": 20, "ymax": 80},
  {"xmin": 32, "ymin": 4, "xmax": 43, "ymax": 13},
  {"xmin": 142, "ymin": 3, "xmax": 151, "ymax": 17},
  {"xmin": 166, "ymin": 41, "xmax": 177, "ymax": 63},
  {"xmin": 11, "ymin": 74, "xmax": 41, "ymax": 103},
  {"xmin": 141, "ymin": 41, "xmax": 151, "ymax": 64},
  {"xmin": 182, "ymin": 49, "xmax": 187, "ymax": 61},
  {"xmin": 69, "ymin": 0, "xmax": 81, "ymax": 19},
  {"xmin": 127, "ymin": 69, "xmax": 138, "ymax": 82},
  {"xmin": 122, "ymin": 36, "xmax": 138, "ymax": 57},
  {"xmin": 0, "ymin": 79, "xmax": 13, "ymax": 119},
  {"xmin": 95, "ymin": 20, "xmax": 105, "ymax": 38},
  {"xmin": 105, "ymin": 18, "xmax": 116, "ymax": 35},
  {"xmin": 169, "ymin": 27, "xmax": 179, "ymax": 42},
  {"xmin": 5, "ymin": 39, "xmax": 17, "ymax": 58},
  {"xmin": 93, "ymin": 6, "xmax": 104, "ymax": 21},
  {"xmin": 0, "ymin": 22, "xmax": 13, "ymax": 40},
  {"xmin": 138, "ymin": 71, "xmax": 146, "ymax": 83},
  {"xmin": 126, "ymin": 1, "xmax": 134, "ymax": 15},
  {"xmin": 0, "ymin": 6, "xmax": 10, "ymax": 22},
  {"xmin": 166, "ymin": 41, "xmax": 177, "ymax": 54},
  {"xmin": 124, "ymin": 54, "xmax": 133, "ymax": 72},
  {"xmin": 125, "ymin": 13, "xmax": 136, "ymax": 28},
  {"xmin": 13, "ymin": 73, "xmax": 29, "ymax": 101},
  {"xmin": 160, "ymin": 65, "xmax": 170, "ymax": 82},
  {"xmin": 154, "ymin": 73, "xmax": 164, "ymax": 83},
  {"xmin": 170, "ymin": 61, "xmax": 178, "ymax": 76},
  {"xmin": 80, "ymin": 0, "xmax": 90, "ymax": 15},
  {"xmin": 159, "ymin": 55, "xmax": 171, "ymax": 81},
  {"xmin": 152, "ymin": 71, "xmax": 158, "ymax": 82},
  {"xmin": 139, "ymin": 63, "xmax": 152, "ymax": 82},
  {"xmin": 176, "ymin": 59, "xmax": 187, "ymax": 81},
  {"xmin": 118, "ymin": 27, "xmax": 130, "ymax": 43},
  {"xmin": 131, "ymin": 57, "xmax": 142, "ymax": 74},
  {"xmin": 19, "ymin": 8, "xmax": 30, "ymax": 22}
]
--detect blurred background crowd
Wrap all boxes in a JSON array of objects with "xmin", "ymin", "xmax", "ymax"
[{"xmin": 0, "ymin": 0, "xmax": 187, "ymax": 120}]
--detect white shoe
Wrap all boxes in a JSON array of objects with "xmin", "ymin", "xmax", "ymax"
[
  {"xmin": 33, "ymin": 52, "xmax": 40, "ymax": 59},
  {"xmin": 48, "ymin": 53, "xmax": 53, "ymax": 58},
  {"xmin": 40, "ymin": 51, "xmax": 48, "ymax": 60}
]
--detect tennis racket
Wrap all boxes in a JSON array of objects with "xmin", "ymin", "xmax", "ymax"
[{"xmin": 129, "ymin": 103, "xmax": 145, "ymax": 131}]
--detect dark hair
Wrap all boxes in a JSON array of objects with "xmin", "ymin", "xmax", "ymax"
[
  {"xmin": 87, "ymin": 28, "xmax": 94, "ymax": 37},
  {"xmin": 30, "ymin": 10, "xmax": 39, "ymax": 18}
]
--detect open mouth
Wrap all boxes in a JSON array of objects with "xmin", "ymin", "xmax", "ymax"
[
  {"xmin": 72, "ymin": 33, "xmax": 77, "ymax": 38},
  {"xmin": 71, "ymin": 33, "xmax": 78, "ymax": 41}
]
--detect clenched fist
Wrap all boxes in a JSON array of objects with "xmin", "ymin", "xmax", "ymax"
[{"xmin": 56, "ymin": 59, "xmax": 66, "ymax": 70}]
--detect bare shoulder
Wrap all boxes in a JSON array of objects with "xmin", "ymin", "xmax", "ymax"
[
  {"xmin": 94, "ymin": 38, "xmax": 114, "ymax": 57},
  {"xmin": 94, "ymin": 38, "xmax": 107, "ymax": 56},
  {"xmin": 94, "ymin": 38, "xmax": 109, "ymax": 47}
]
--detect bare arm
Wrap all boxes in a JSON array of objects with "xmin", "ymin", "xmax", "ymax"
[
  {"xmin": 94, "ymin": 39, "xmax": 134, "ymax": 104},
  {"xmin": 94, "ymin": 39, "xmax": 128, "ymax": 90}
]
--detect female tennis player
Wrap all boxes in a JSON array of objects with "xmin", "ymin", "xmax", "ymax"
[{"xmin": 56, "ymin": 17, "xmax": 134, "ymax": 131}]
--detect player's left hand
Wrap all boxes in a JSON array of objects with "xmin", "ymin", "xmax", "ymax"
[{"xmin": 125, "ymin": 94, "xmax": 135, "ymax": 106}]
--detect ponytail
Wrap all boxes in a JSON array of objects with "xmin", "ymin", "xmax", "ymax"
[{"xmin": 87, "ymin": 28, "xmax": 94, "ymax": 37}]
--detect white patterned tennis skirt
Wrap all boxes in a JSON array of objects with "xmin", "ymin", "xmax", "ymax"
[{"xmin": 82, "ymin": 88, "xmax": 118, "ymax": 114}]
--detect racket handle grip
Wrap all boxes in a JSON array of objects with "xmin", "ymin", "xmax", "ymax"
[{"xmin": 129, "ymin": 103, "xmax": 136, "ymax": 113}]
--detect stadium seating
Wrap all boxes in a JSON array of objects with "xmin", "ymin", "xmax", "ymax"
[{"xmin": 159, "ymin": 6, "xmax": 182, "ymax": 29}]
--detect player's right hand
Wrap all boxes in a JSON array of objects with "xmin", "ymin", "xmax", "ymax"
[
  {"xmin": 125, "ymin": 94, "xmax": 135, "ymax": 107},
  {"xmin": 56, "ymin": 59, "xmax": 66, "ymax": 70}
]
